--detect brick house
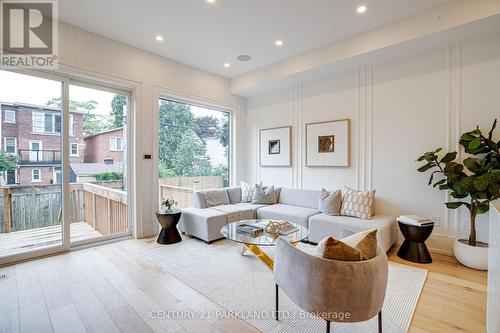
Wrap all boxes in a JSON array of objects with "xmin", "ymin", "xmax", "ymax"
[
  {"xmin": 0, "ymin": 102, "xmax": 84, "ymax": 186},
  {"xmin": 83, "ymin": 127, "xmax": 124, "ymax": 163}
]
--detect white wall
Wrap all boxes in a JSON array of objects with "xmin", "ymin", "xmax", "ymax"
[
  {"xmin": 242, "ymin": 33, "xmax": 500, "ymax": 253},
  {"xmin": 57, "ymin": 23, "xmax": 242, "ymax": 238}
]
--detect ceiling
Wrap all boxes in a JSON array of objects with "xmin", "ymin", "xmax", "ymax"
[{"xmin": 59, "ymin": 0, "xmax": 451, "ymax": 78}]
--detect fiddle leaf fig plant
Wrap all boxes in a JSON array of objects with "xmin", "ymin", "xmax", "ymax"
[{"xmin": 417, "ymin": 119, "xmax": 500, "ymax": 247}]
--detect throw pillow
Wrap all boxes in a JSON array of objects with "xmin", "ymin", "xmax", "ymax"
[
  {"xmin": 252, "ymin": 184, "xmax": 277, "ymax": 204},
  {"xmin": 241, "ymin": 181, "xmax": 260, "ymax": 203},
  {"xmin": 203, "ymin": 189, "xmax": 230, "ymax": 208},
  {"xmin": 340, "ymin": 186, "xmax": 375, "ymax": 219},
  {"xmin": 318, "ymin": 229, "xmax": 378, "ymax": 261},
  {"xmin": 318, "ymin": 188, "xmax": 342, "ymax": 215}
]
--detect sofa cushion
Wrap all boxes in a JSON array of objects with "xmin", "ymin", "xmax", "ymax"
[
  {"xmin": 203, "ymin": 189, "xmax": 230, "ymax": 207},
  {"xmin": 319, "ymin": 188, "xmax": 342, "ymax": 216},
  {"xmin": 278, "ymin": 188, "xmax": 320, "ymax": 209},
  {"xmin": 226, "ymin": 187, "xmax": 242, "ymax": 204},
  {"xmin": 210, "ymin": 204, "xmax": 255, "ymax": 223},
  {"xmin": 179, "ymin": 207, "xmax": 229, "ymax": 242},
  {"xmin": 308, "ymin": 214, "xmax": 397, "ymax": 252},
  {"xmin": 252, "ymin": 184, "xmax": 277, "ymax": 204},
  {"xmin": 257, "ymin": 204, "xmax": 320, "ymax": 227}
]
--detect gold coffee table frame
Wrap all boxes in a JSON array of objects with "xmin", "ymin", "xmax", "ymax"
[{"xmin": 220, "ymin": 219, "xmax": 309, "ymax": 271}]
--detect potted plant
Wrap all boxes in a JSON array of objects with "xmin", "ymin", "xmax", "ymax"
[
  {"xmin": 161, "ymin": 198, "xmax": 177, "ymax": 213},
  {"xmin": 417, "ymin": 119, "xmax": 499, "ymax": 270}
]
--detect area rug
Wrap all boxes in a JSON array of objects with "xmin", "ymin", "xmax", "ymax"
[{"xmin": 144, "ymin": 239, "xmax": 427, "ymax": 333}]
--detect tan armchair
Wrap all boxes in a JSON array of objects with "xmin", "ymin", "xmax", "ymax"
[{"xmin": 273, "ymin": 237, "xmax": 389, "ymax": 333}]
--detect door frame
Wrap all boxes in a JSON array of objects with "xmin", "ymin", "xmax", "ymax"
[
  {"xmin": 28, "ymin": 140, "xmax": 43, "ymax": 162},
  {"xmin": 0, "ymin": 66, "xmax": 137, "ymax": 266}
]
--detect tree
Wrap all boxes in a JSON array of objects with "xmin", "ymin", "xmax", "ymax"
[
  {"xmin": 172, "ymin": 130, "xmax": 212, "ymax": 176},
  {"xmin": 158, "ymin": 162, "xmax": 178, "ymax": 178},
  {"xmin": 195, "ymin": 116, "xmax": 219, "ymax": 139},
  {"xmin": 111, "ymin": 95, "xmax": 127, "ymax": 128},
  {"xmin": 218, "ymin": 113, "xmax": 229, "ymax": 157},
  {"xmin": 46, "ymin": 98, "xmax": 109, "ymax": 135},
  {"xmin": 417, "ymin": 119, "xmax": 500, "ymax": 246},
  {"xmin": 0, "ymin": 152, "xmax": 19, "ymax": 185},
  {"xmin": 158, "ymin": 100, "xmax": 195, "ymax": 169}
]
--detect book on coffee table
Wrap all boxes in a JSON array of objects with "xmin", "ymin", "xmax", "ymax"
[{"xmin": 236, "ymin": 223, "xmax": 264, "ymax": 237}]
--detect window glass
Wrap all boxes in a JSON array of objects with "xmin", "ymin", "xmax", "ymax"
[
  {"xmin": 5, "ymin": 138, "xmax": 16, "ymax": 153},
  {"xmin": 4, "ymin": 110, "xmax": 15, "ymax": 123}
]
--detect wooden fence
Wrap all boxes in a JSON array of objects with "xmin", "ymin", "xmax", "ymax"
[
  {"xmin": 159, "ymin": 176, "xmax": 223, "ymax": 208},
  {"xmin": 1, "ymin": 183, "xmax": 128, "ymax": 235}
]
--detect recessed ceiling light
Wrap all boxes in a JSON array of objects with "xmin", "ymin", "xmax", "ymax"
[
  {"xmin": 224, "ymin": 63, "xmax": 230, "ymax": 68},
  {"xmin": 357, "ymin": 5, "xmax": 367, "ymax": 14},
  {"xmin": 275, "ymin": 40, "xmax": 284, "ymax": 47},
  {"xmin": 155, "ymin": 35, "xmax": 164, "ymax": 42},
  {"xmin": 206, "ymin": 0, "xmax": 215, "ymax": 4}
]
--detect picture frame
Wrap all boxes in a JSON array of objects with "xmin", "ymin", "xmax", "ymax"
[
  {"xmin": 306, "ymin": 119, "xmax": 350, "ymax": 167},
  {"xmin": 259, "ymin": 126, "xmax": 291, "ymax": 167}
]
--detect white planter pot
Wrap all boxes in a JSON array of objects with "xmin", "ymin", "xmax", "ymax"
[{"xmin": 453, "ymin": 239, "xmax": 488, "ymax": 270}]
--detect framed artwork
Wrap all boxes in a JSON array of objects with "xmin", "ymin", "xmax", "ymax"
[
  {"xmin": 260, "ymin": 126, "xmax": 291, "ymax": 167},
  {"xmin": 306, "ymin": 119, "xmax": 350, "ymax": 167}
]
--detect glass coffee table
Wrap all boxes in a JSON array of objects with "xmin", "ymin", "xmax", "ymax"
[{"xmin": 220, "ymin": 219, "xmax": 309, "ymax": 271}]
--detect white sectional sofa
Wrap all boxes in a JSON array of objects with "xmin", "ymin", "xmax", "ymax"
[{"xmin": 179, "ymin": 186, "xmax": 397, "ymax": 251}]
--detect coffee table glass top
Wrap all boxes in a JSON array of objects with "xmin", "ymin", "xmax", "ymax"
[{"xmin": 220, "ymin": 219, "xmax": 309, "ymax": 246}]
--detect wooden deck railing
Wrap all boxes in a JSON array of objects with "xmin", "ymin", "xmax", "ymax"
[
  {"xmin": 2, "ymin": 183, "xmax": 128, "ymax": 235},
  {"xmin": 159, "ymin": 185, "xmax": 194, "ymax": 209}
]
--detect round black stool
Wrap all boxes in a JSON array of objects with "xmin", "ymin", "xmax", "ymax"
[
  {"xmin": 397, "ymin": 221, "xmax": 433, "ymax": 263},
  {"xmin": 156, "ymin": 209, "xmax": 182, "ymax": 245}
]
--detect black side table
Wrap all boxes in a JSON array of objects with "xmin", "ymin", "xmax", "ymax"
[
  {"xmin": 397, "ymin": 221, "xmax": 434, "ymax": 263},
  {"xmin": 156, "ymin": 209, "xmax": 182, "ymax": 245}
]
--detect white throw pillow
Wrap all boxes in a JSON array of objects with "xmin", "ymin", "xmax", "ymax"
[
  {"xmin": 252, "ymin": 184, "xmax": 277, "ymax": 204},
  {"xmin": 241, "ymin": 181, "xmax": 260, "ymax": 203},
  {"xmin": 340, "ymin": 186, "xmax": 375, "ymax": 219},
  {"xmin": 318, "ymin": 188, "xmax": 342, "ymax": 216}
]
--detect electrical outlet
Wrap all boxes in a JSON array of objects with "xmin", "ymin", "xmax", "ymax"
[{"xmin": 433, "ymin": 216, "xmax": 441, "ymax": 227}]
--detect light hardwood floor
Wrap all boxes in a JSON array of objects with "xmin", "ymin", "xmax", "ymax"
[{"xmin": 0, "ymin": 238, "xmax": 487, "ymax": 333}]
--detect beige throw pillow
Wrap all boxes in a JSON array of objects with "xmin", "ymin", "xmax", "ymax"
[
  {"xmin": 317, "ymin": 229, "xmax": 378, "ymax": 261},
  {"xmin": 318, "ymin": 188, "xmax": 342, "ymax": 215},
  {"xmin": 340, "ymin": 186, "xmax": 375, "ymax": 219},
  {"xmin": 252, "ymin": 184, "xmax": 277, "ymax": 204}
]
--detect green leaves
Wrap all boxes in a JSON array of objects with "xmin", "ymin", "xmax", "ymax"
[
  {"xmin": 417, "ymin": 119, "xmax": 500, "ymax": 219},
  {"xmin": 440, "ymin": 152, "xmax": 457, "ymax": 164},
  {"xmin": 445, "ymin": 202, "xmax": 467, "ymax": 209}
]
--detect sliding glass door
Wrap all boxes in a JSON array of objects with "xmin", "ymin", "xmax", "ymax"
[
  {"xmin": 68, "ymin": 82, "xmax": 130, "ymax": 244},
  {"xmin": 0, "ymin": 70, "xmax": 132, "ymax": 264},
  {"xmin": 0, "ymin": 70, "xmax": 65, "ymax": 259}
]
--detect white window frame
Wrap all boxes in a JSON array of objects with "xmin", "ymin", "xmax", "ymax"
[
  {"xmin": 4, "ymin": 137, "xmax": 17, "ymax": 154},
  {"xmin": 70, "ymin": 143, "xmax": 79, "ymax": 156},
  {"xmin": 32, "ymin": 111, "xmax": 45, "ymax": 133},
  {"xmin": 31, "ymin": 168, "xmax": 42, "ymax": 183},
  {"xmin": 110, "ymin": 136, "xmax": 123, "ymax": 151},
  {"xmin": 4, "ymin": 110, "xmax": 16, "ymax": 123},
  {"xmin": 32, "ymin": 111, "xmax": 61, "ymax": 134}
]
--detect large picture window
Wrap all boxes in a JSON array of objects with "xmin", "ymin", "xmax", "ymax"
[{"xmin": 158, "ymin": 99, "xmax": 230, "ymax": 208}]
